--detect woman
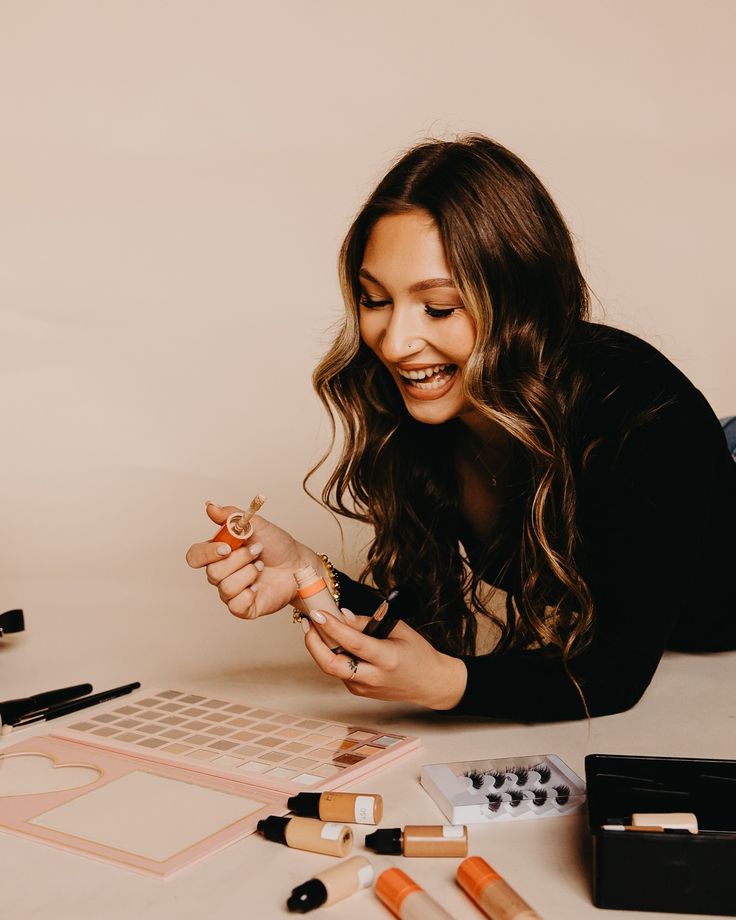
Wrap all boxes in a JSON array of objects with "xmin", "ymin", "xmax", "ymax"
[{"xmin": 186, "ymin": 135, "xmax": 736, "ymax": 721}]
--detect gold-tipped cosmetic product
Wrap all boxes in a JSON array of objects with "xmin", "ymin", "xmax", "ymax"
[
  {"xmin": 631, "ymin": 812, "xmax": 698, "ymax": 832},
  {"xmin": 376, "ymin": 867, "xmax": 455, "ymax": 920},
  {"xmin": 256, "ymin": 816, "xmax": 352, "ymax": 857},
  {"xmin": 457, "ymin": 856, "xmax": 542, "ymax": 920},
  {"xmin": 364, "ymin": 824, "xmax": 468, "ymax": 857},
  {"xmin": 287, "ymin": 856, "xmax": 374, "ymax": 913},
  {"xmin": 287, "ymin": 791, "xmax": 383, "ymax": 825},
  {"xmin": 211, "ymin": 494, "xmax": 265, "ymax": 550}
]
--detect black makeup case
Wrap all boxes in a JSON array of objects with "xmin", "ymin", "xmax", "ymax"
[{"xmin": 585, "ymin": 754, "xmax": 736, "ymax": 916}]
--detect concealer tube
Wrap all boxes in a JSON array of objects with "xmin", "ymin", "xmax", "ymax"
[
  {"xmin": 376, "ymin": 867, "xmax": 455, "ymax": 920},
  {"xmin": 293, "ymin": 563, "xmax": 343, "ymax": 619},
  {"xmin": 364, "ymin": 824, "xmax": 468, "ymax": 857},
  {"xmin": 256, "ymin": 816, "xmax": 352, "ymax": 857},
  {"xmin": 631, "ymin": 812, "xmax": 698, "ymax": 832},
  {"xmin": 287, "ymin": 791, "xmax": 383, "ymax": 825},
  {"xmin": 287, "ymin": 855, "xmax": 374, "ymax": 913},
  {"xmin": 210, "ymin": 494, "xmax": 266, "ymax": 550},
  {"xmin": 457, "ymin": 856, "xmax": 542, "ymax": 920}
]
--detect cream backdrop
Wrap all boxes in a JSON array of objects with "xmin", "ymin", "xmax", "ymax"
[{"xmin": 1, "ymin": 1, "xmax": 734, "ymax": 687}]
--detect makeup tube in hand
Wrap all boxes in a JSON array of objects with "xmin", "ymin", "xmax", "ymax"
[
  {"xmin": 287, "ymin": 791, "xmax": 383, "ymax": 825},
  {"xmin": 210, "ymin": 494, "xmax": 266, "ymax": 550},
  {"xmin": 364, "ymin": 824, "xmax": 468, "ymax": 857},
  {"xmin": 256, "ymin": 815, "xmax": 352, "ymax": 857},
  {"xmin": 457, "ymin": 856, "xmax": 542, "ymax": 920},
  {"xmin": 293, "ymin": 563, "xmax": 343, "ymax": 620},
  {"xmin": 287, "ymin": 855, "xmax": 374, "ymax": 913},
  {"xmin": 376, "ymin": 867, "xmax": 455, "ymax": 920}
]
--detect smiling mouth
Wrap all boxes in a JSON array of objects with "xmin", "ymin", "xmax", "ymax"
[{"xmin": 397, "ymin": 363, "xmax": 458, "ymax": 391}]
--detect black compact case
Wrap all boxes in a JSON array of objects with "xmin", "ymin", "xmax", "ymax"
[{"xmin": 585, "ymin": 754, "xmax": 736, "ymax": 915}]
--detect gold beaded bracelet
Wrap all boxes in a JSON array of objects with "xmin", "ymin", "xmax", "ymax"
[{"xmin": 292, "ymin": 553, "xmax": 341, "ymax": 623}]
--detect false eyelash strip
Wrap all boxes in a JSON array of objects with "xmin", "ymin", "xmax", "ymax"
[
  {"xmin": 553, "ymin": 784, "xmax": 570, "ymax": 805},
  {"xmin": 486, "ymin": 792, "xmax": 503, "ymax": 813}
]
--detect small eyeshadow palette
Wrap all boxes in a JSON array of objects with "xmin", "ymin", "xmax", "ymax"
[
  {"xmin": 420, "ymin": 754, "xmax": 585, "ymax": 824},
  {"xmin": 0, "ymin": 688, "xmax": 420, "ymax": 877}
]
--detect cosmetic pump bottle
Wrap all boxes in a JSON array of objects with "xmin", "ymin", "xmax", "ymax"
[
  {"xmin": 364, "ymin": 824, "xmax": 467, "ymax": 857},
  {"xmin": 287, "ymin": 791, "xmax": 383, "ymax": 825},
  {"xmin": 287, "ymin": 856, "xmax": 374, "ymax": 913},
  {"xmin": 256, "ymin": 815, "xmax": 352, "ymax": 857}
]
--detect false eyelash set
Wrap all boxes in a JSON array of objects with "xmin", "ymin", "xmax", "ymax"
[
  {"xmin": 464, "ymin": 763, "xmax": 572, "ymax": 814},
  {"xmin": 420, "ymin": 753, "xmax": 586, "ymax": 825}
]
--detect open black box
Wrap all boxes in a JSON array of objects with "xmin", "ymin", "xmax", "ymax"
[{"xmin": 585, "ymin": 754, "xmax": 736, "ymax": 916}]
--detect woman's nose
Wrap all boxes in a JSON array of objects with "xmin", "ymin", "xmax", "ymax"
[{"xmin": 379, "ymin": 307, "xmax": 425, "ymax": 364}]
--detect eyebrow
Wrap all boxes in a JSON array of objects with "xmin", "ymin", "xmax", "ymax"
[{"xmin": 358, "ymin": 269, "xmax": 457, "ymax": 294}]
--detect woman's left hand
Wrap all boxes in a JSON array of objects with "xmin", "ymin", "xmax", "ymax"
[{"xmin": 301, "ymin": 611, "xmax": 468, "ymax": 710}]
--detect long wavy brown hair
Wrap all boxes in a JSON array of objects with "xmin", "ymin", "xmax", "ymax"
[{"xmin": 310, "ymin": 134, "xmax": 604, "ymax": 667}]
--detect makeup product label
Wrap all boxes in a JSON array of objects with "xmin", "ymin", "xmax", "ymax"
[
  {"xmin": 442, "ymin": 825, "xmax": 465, "ymax": 838},
  {"xmin": 355, "ymin": 795, "xmax": 374, "ymax": 823},
  {"xmin": 320, "ymin": 822, "xmax": 343, "ymax": 840},
  {"xmin": 357, "ymin": 864, "xmax": 374, "ymax": 887}
]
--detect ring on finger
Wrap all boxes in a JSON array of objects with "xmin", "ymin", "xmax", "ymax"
[{"xmin": 345, "ymin": 656, "xmax": 359, "ymax": 682}]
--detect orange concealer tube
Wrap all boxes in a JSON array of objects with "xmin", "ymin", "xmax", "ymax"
[
  {"xmin": 293, "ymin": 562, "xmax": 343, "ymax": 620},
  {"xmin": 256, "ymin": 815, "xmax": 352, "ymax": 857},
  {"xmin": 376, "ymin": 867, "xmax": 455, "ymax": 920},
  {"xmin": 457, "ymin": 856, "xmax": 542, "ymax": 920},
  {"xmin": 210, "ymin": 494, "xmax": 266, "ymax": 550}
]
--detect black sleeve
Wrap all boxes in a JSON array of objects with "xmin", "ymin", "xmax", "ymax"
[
  {"xmin": 453, "ymin": 388, "xmax": 735, "ymax": 721},
  {"xmin": 335, "ymin": 571, "xmax": 383, "ymax": 616}
]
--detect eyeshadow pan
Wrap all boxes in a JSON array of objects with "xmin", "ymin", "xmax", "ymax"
[
  {"xmin": 157, "ymin": 702, "xmax": 182, "ymax": 713},
  {"xmin": 281, "ymin": 742, "xmax": 310, "ymax": 754},
  {"xmin": 92, "ymin": 713, "xmax": 119, "ymax": 724},
  {"xmin": 353, "ymin": 744, "xmax": 383, "ymax": 756},
  {"xmin": 257, "ymin": 737, "xmax": 282, "ymax": 749},
  {"xmin": 231, "ymin": 731, "xmax": 259, "ymax": 743},
  {"xmin": 278, "ymin": 727, "xmax": 306, "ymax": 740},
  {"xmin": 70, "ymin": 721, "xmax": 97, "ymax": 731},
  {"xmin": 284, "ymin": 757, "xmax": 318, "ymax": 770},
  {"xmin": 207, "ymin": 725, "xmax": 236, "ymax": 737},
  {"xmin": 205, "ymin": 712, "xmax": 230, "ymax": 723},
  {"xmin": 313, "ymin": 764, "xmax": 343, "ymax": 778},
  {"xmin": 186, "ymin": 749, "xmax": 218, "ymax": 762},
  {"xmin": 322, "ymin": 739, "xmax": 357, "ymax": 752},
  {"xmin": 293, "ymin": 773, "xmax": 322, "ymax": 785},
  {"xmin": 182, "ymin": 720, "xmax": 210, "ymax": 731},
  {"xmin": 312, "ymin": 749, "xmax": 337, "ymax": 760},
  {"xmin": 301, "ymin": 734, "xmax": 332, "ymax": 746},
  {"xmin": 347, "ymin": 731, "xmax": 375, "ymax": 741},
  {"xmin": 138, "ymin": 723, "xmax": 163, "ymax": 734},
  {"xmin": 334, "ymin": 753, "xmax": 363, "ymax": 766},
  {"xmin": 138, "ymin": 737, "xmax": 167, "ymax": 748},
  {"xmin": 201, "ymin": 699, "xmax": 229, "ymax": 709},
  {"xmin": 294, "ymin": 719, "xmax": 323, "ymax": 730},
  {"xmin": 138, "ymin": 709, "xmax": 166, "ymax": 721},
  {"xmin": 91, "ymin": 726, "xmax": 118, "ymax": 737},
  {"xmin": 319, "ymin": 724, "xmax": 348, "ymax": 738},
  {"xmin": 112, "ymin": 705, "xmax": 140, "ymax": 716},
  {"xmin": 116, "ymin": 718, "xmax": 143, "ymax": 729},
  {"xmin": 160, "ymin": 728, "xmax": 189, "ymax": 740},
  {"xmin": 159, "ymin": 715, "xmax": 187, "ymax": 726},
  {"xmin": 157, "ymin": 690, "xmax": 184, "ymax": 699},
  {"xmin": 211, "ymin": 755, "xmax": 245, "ymax": 768},
  {"xmin": 223, "ymin": 704, "xmax": 249, "ymax": 714},
  {"xmin": 160, "ymin": 743, "xmax": 194, "ymax": 754},
  {"xmin": 136, "ymin": 698, "xmax": 161, "ymax": 707},
  {"xmin": 183, "ymin": 734, "xmax": 212, "ymax": 746},
  {"xmin": 227, "ymin": 717, "xmax": 255, "ymax": 728},
  {"xmin": 231, "ymin": 745, "xmax": 261, "ymax": 757},
  {"xmin": 266, "ymin": 767, "xmax": 296, "ymax": 779},
  {"xmin": 179, "ymin": 694, "xmax": 206, "ymax": 703},
  {"xmin": 239, "ymin": 761, "xmax": 270, "ymax": 773},
  {"xmin": 249, "ymin": 709, "xmax": 273, "ymax": 719},
  {"xmin": 373, "ymin": 736, "xmax": 400, "ymax": 747},
  {"xmin": 260, "ymin": 751, "xmax": 289, "ymax": 764},
  {"xmin": 269, "ymin": 714, "xmax": 294, "ymax": 725},
  {"xmin": 251, "ymin": 722, "xmax": 276, "ymax": 733},
  {"xmin": 115, "ymin": 732, "xmax": 145, "ymax": 743},
  {"xmin": 207, "ymin": 739, "xmax": 238, "ymax": 751},
  {"xmin": 181, "ymin": 707, "xmax": 208, "ymax": 717}
]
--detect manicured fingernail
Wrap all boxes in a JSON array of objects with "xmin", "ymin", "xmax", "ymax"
[
  {"xmin": 216, "ymin": 544, "xmax": 231, "ymax": 556},
  {"xmin": 250, "ymin": 583, "xmax": 258, "ymax": 593},
  {"xmin": 301, "ymin": 618, "xmax": 310, "ymax": 634},
  {"xmin": 206, "ymin": 500, "xmax": 220, "ymax": 508},
  {"xmin": 249, "ymin": 542, "xmax": 263, "ymax": 556},
  {"xmin": 309, "ymin": 610, "xmax": 326, "ymax": 624},
  {"xmin": 253, "ymin": 559, "xmax": 264, "ymax": 571},
  {"xmin": 341, "ymin": 607, "xmax": 357, "ymax": 623}
]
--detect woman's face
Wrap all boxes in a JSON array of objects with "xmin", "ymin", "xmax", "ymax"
[{"xmin": 358, "ymin": 209, "xmax": 476, "ymax": 426}]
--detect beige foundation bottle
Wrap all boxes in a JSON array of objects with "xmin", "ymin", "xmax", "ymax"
[
  {"xmin": 364, "ymin": 824, "xmax": 468, "ymax": 856},
  {"xmin": 287, "ymin": 856, "xmax": 374, "ymax": 913},
  {"xmin": 256, "ymin": 815, "xmax": 352, "ymax": 857},
  {"xmin": 287, "ymin": 791, "xmax": 383, "ymax": 825}
]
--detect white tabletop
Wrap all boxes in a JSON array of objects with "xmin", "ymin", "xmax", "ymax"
[{"xmin": 2, "ymin": 574, "xmax": 734, "ymax": 920}]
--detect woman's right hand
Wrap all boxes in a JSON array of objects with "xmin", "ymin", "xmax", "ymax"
[{"xmin": 185, "ymin": 501, "xmax": 318, "ymax": 620}]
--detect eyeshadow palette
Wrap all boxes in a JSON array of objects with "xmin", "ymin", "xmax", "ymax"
[
  {"xmin": 0, "ymin": 688, "xmax": 420, "ymax": 877},
  {"xmin": 53, "ymin": 688, "xmax": 420, "ymax": 794},
  {"xmin": 420, "ymin": 753, "xmax": 586, "ymax": 824}
]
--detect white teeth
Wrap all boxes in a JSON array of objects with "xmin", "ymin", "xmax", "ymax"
[{"xmin": 398, "ymin": 363, "xmax": 450, "ymax": 381}]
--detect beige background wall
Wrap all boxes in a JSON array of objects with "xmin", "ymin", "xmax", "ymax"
[{"xmin": 1, "ymin": 2, "xmax": 734, "ymax": 652}]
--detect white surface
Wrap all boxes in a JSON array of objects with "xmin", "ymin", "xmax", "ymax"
[{"xmin": 1, "ymin": 575, "xmax": 734, "ymax": 919}]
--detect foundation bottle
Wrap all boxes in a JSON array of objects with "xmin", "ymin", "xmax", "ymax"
[
  {"xmin": 287, "ymin": 855, "xmax": 374, "ymax": 913},
  {"xmin": 256, "ymin": 815, "xmax": 352, "ymax": 857},
  {"xmin": 457, "ymin": 856, "xmax": 542, "ymax": 920},
  {"xmin": 287, "ymin": 791, "xmax": 383, "ymax": 825},
  {"xmin": 293, "ymin": 563, "xmax": 343, "ymax": 619},
  {"xmin": 364, "ymin": 824, "xmax": 468, "ymax": 857},
  {"xmin": 375, "ymin": 867, "xmax": 455, "ymax": 920}
]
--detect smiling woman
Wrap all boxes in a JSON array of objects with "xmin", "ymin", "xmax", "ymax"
[{"xmin": 186, "ymin": 135, "xmax": 736, "ymax": 721}]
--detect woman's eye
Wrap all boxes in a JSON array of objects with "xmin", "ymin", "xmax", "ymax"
[
  {"xmin": 359, "ymin": 296, "xmax": 391, "ymax": 309},
  {"xmin": 425, "ymin": 305, "xmax": 459, "ymax": 318}
]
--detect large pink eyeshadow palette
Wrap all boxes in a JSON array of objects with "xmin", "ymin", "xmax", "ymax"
[{"xmin": 52, "ymin": 688, "xmax": 421, "ymax": 794}]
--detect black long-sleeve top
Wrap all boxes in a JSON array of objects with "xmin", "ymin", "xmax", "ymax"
[{"xmin": 337, "ymin": 324, "xmax": 736, "ymax": 721}]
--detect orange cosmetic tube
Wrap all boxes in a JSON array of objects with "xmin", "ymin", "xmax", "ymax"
[
  {"xmin": 376, "ymin": 868, "xmax": 455, "ymax": 920},
  {"xmin": 210, "ymin": 494, "xmax": 265, "ymax": 550},
  {"xmin": 457, "ymin": 856, "xmax": 542, "ymax": 920}
]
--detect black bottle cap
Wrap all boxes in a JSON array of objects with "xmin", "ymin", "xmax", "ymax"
[
  {"xmin": 364, "ymin": 827, "xmax": 403, "ymax": 855},
  {"xmin": 256, "ymin": 815, "xmax": 289, "ymax": 845},
  {"xmin": 287, "ymin": 792, "xmax": 321, "ymax": 818},
  {"xmin": 287, "ymin": 878, "xmax": 328, "ymax": 914}
]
